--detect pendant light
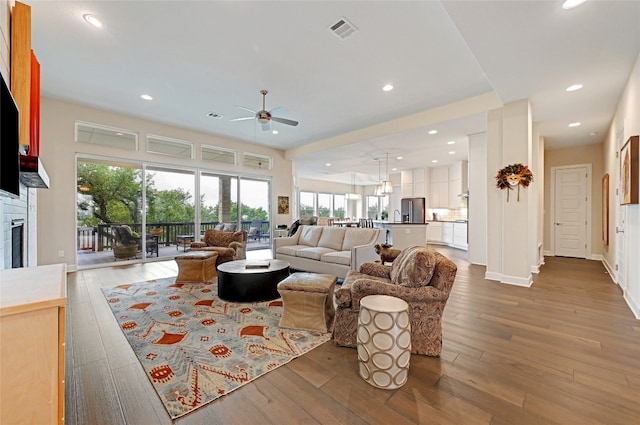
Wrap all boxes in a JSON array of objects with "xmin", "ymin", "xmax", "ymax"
[
  {"xmin": 345, "ymin": 172, "xmax": 361, "ymax": 200},
  {"xmin": 374, "ymin": 158, "xmax": 384, "ymax": 196},
  {"xmin": 380, "ymin": 153, "xmax": 393, "ymax": 195}
]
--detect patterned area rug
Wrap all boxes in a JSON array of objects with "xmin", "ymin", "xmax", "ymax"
[{"xmin": 102, "ymin": 277, "xmax": 330, "ymax": 419}]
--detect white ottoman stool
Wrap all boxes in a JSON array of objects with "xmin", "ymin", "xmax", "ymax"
[{"xmin": 357, "ymin": 295, "xmax": 411, "ymax": 389}]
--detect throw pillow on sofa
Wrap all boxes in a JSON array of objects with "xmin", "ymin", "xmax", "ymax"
[{"xmin": 389, "ymin": 245, "xmax": 436, "ymax": 287}]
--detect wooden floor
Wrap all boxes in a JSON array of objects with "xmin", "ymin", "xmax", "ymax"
[{"xmin": 64, "ymin": 247, "xmax": 640, "ymax": 425}]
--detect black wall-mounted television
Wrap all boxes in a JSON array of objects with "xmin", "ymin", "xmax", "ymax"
[{"xmin": 0, "ymin": 72, "xmax": 20, "ymax": 198}]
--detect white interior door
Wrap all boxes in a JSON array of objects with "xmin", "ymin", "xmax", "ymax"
[{"xmin": 554, "ymin": 166, "xmax": 587, "ymax": 258}]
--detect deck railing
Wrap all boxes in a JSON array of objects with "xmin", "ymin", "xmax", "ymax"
[{"xmin": 77, "ymin": 221, "xmax": 271, "ymax": 252}]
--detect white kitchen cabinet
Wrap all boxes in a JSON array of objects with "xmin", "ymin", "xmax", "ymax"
[
  {"xmin": 452, "ymin": 222, "xmax": 468, "ymax": 249},
  {"xmin": 442, "ymin": 222, "xmax": 453, "ymax": 244},
  {"xmin": 426, "ymin": 221, "xmax": 443, "ymax": 243},
  {"xmin": 448, "ymin": 161, "xmax": 468, "ymax": 208},
  {"xmin": 400, "ymin": 168, "xmax": 427, "ymax": 198},
  {"xmin": 429, "ymin": 166, "xmax": 449, "ymax": 208}
]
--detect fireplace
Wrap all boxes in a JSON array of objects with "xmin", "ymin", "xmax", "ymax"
[{"xmin": 11, "ymin": 219, "xmax": 24, "ymax": 268}]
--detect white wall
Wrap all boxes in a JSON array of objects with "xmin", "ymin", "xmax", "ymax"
[
  {"xmin": 468, "ymin": 132, "xmax": 487, "ymax": 265},
  {"xmin": 603, "ymin": 52, "xmax": 640, "ymax": 318},
  {"xmin": 37, "ymin": 98, "xmax": 294, "ymax": 269}
]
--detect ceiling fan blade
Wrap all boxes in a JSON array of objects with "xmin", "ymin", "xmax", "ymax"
[
  {"xmin": 261, "ymin": 122, "xmax": 271, "ymax": 131},
  {"xmin": 271, "ymin": 116, "xmax": 299, "ymax": 127},
  {"xmin": 230, "ymin": 116, "xmax": 256, "ymax": 122},
  {"xmin": 235, "ymin": 106, "xmax": 257, "ymax": 114},
  {"xmin": 269, "ymin": 106, "xmax": 286, "ymax": 116}
]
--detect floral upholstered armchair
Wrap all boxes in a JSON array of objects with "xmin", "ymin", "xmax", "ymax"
[
  {"xmin": 332, "ymin": 245, "xmax": 457, "ymax": 356},
  {"xmin": 188, "ymin": 229, "xmax": 247, "ymax": 265}
]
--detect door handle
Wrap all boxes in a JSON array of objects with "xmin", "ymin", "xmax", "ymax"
[
  {"xmin": 555, "ymin": 222, "xmax": 561, "ymax": 226},
  {"xmin": 616, "ymin": 227, "xmax": 624, "ymax": 233}
]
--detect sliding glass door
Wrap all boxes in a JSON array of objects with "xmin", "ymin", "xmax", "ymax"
[
  {"xmin": 77, "ymin": 157, "xmax": 272, "ymax": 268},
  {"xmin": 145, "ymin": 166, "xmax": 196, "ymax": 257},
  {"xmin": 76, "ymin": 158, "xmax": 143, "ymax": 267}
]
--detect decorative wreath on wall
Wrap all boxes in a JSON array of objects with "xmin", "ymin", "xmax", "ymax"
[{"xmin": 495, "ymin": 163, "xmax": 534, "ymax": 201}]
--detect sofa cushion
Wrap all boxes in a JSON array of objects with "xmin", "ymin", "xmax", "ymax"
[
  {"xmin": 296, "ymin": 247, "xmax": 336, "ymax": 261},
  {"xmin": 214, "ymin": 224, "xmax": 225, "ymax": 230},
  {"xmin": 342, "ymin": 228, "xmax": 377, "ymax": 250},
  {"xmin": 276, "ymin": 245, "xmax": 308, "ymax": 257},
  {"xmin": 298, "ymin": 226, "xmax": 323, "ymax": 247},
  {"xmin": 320, "ymin": 250, "xmax": 351, "ymax": 266},
  {"xmin": 317, "ymin": 226, "xmax": 346, "ymax": 250},
  {"xmin": 389, "ymin": 245, "xmax": 436, "ymax": 287}
]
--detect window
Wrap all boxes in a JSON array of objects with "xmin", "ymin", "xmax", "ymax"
[
  {"xmin": 75, "ymin": 121, "xmax": 137, "ymax": 151},
  {"xmin": 366, "ymin": 195, "xmax": 389, "ymax": 219},
  {"xmin": 147, "ymin": 135, "xmax": 193, "ymax": 159},
  {"xmin": 317, "ymin": 193, "xmax": 332, "ymax": 217},
  {"xmin": 243, "ymin": 152, "xmax": 272, "ymax": 169},
  {"xmin": 299, "ymin": 191, "xmax": 315, "ymax": 217},
  {"xmin": 333, "ymin": 194, "xmax": 346, "ymax": 219},
  {"xmin": 202, "ymin": 145, "xmax": 236, "ymax": 165}
]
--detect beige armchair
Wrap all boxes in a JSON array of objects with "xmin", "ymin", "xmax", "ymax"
[
  {"xmin": 332, "ymin": 245, "xmax": 457, "ymax": 356},
  {"xmin": 188, "ymin": 229, "xmax": 247, "ymax": 265}
]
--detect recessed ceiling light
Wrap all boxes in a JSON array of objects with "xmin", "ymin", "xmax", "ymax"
[
  {"xmin": 83, "ymin": 14, "xmax": 103, "ymax": 28},
  {"xmin": 589, "ymin": 132, "xmax": 597, "ymax": 136},
  {"xmin": 140, "ymin": 94, "xmax": 153, "ymax": 101},
  {"xmin": 325, "ymin": 163, "xmax": 331, "ymax": 167},
  {"xmin": 382, "ymin": 84, "xmax": 394, "ymax": 92},
  {"xmin": 396, "ymin": 156, "xmax": 403, "ymax": 160},
  {"xmin": 391, "ymin": 167, "xmax": 398, "ymax": 171},
  {"xmin": 428, "ymin": 130, "xmax": 438, "ymax": 135},
  {"xmin": 272, "ymin": 130, "xmax": 279, "ymax": 135},
  {"xmin": 566, "ymin": 84, "xmax": 583, "ymax": 92},
  {"xmin": 562, "ymin": 0, "xmax": 586, "ymax": 10},
  {"xmin": 431, "ymin": 159, "xmax": 438, "ymax": 163},
  {"xmin": 447, "ymin": 140, "xmax": 455, "ymax": 145},
  {"xmin": 568, "ymin": 122, "xmax": 581, "ymax": 127},
  {"xmin": 115, "ymin": 132, "xmax": 123, "ymax": 136},
  {"xmin": 449, "ymin": 151, "xmax": 456, "ymax": 155}
]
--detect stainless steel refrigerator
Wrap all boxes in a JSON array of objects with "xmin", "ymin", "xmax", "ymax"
[{"xmin": 400, "ymin": 197, "xmax": 425, "ymax": 223}]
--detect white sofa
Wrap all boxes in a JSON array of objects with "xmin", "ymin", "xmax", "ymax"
[{"xmin": 274, "ymin": 225, "xmax": 385, "ymax": 278}]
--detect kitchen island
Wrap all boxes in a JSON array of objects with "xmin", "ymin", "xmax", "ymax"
[{"xmin": 373, "ymin": 221, "xmax": 429, "ymax": 249}]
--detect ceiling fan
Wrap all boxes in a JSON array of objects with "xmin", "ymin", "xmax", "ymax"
[{"xmin": 230, "ymin": 89, "xmax": 299, "ymax": 131}]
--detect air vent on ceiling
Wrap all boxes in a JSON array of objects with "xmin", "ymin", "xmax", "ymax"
[
  {"xmin": 207, "ymin": 112, "xmax": 223, "ymax": 119},
  {"xmin": 329, "ymin": 17, "xmax": 357, "ymax": 40}
]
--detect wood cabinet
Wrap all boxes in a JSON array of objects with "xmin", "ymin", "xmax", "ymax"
[{"xmin": 0, "ymin": 264, "xmax": 67, "ymax": 425}]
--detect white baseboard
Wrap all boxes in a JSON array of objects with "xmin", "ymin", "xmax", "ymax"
[
  {"xmin": 543, "ymin": 250, "xmax": 553, "ymax": 256},
  {"xmin": 601, "ymin": 258, "xmax": 616, "ymax": 284},
  {"xmin": 589, "ymin": 254, "xmax": 603, "ymax": 261},
  {"xmin": 501, "ymin": 273, "xmax": 533, "ymax": 287},
  {"xmin": 485, "ymin": 271, "xmax": 502, "ymax": 282},
  {"xmin": 624, "ymin": 292, "xmax": 640, "ymax": 320}
]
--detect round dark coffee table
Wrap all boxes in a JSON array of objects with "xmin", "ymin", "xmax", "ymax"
[{"xmin": 217, "ymin": 259, "xmax": 290, "ymax": 302}]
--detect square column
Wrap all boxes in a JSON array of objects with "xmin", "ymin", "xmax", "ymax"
[{"xmin": 486, "ymin": 100, "xmax": 535, "ymax": 286}]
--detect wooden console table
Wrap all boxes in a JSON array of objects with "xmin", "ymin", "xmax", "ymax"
[{"xmin": 0, "ymin": 263, "xmax": 67, "ymax": 425}]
